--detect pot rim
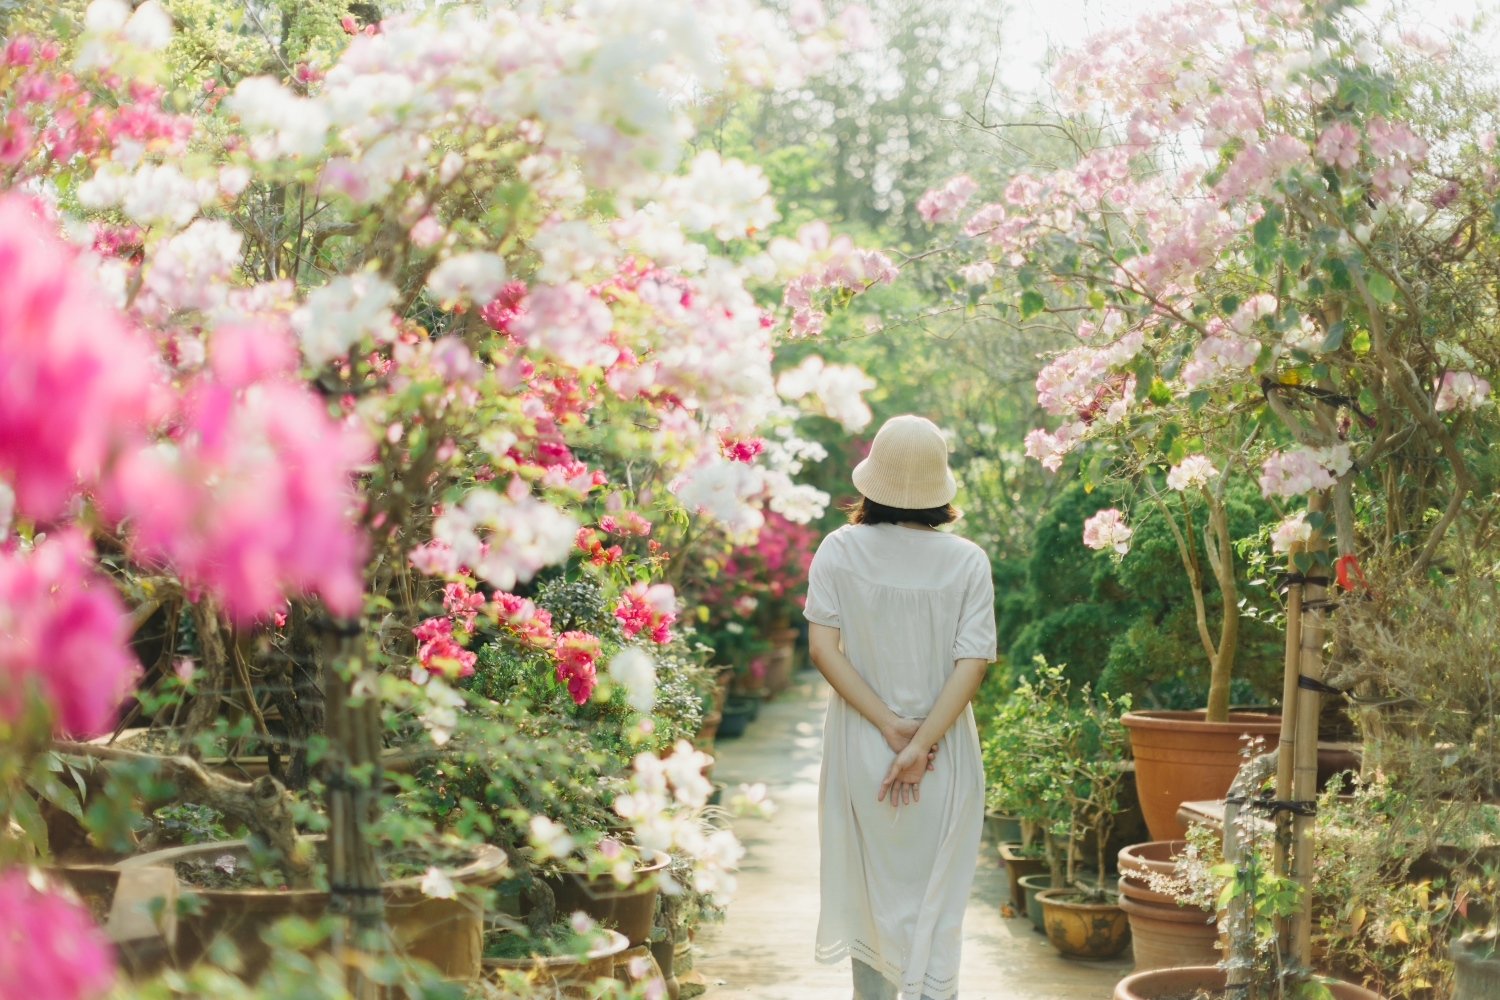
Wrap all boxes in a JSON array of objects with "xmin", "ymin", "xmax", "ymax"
[
  {"xmin": 116, "ymin": 835, "xmax": 507, "ymax": 899},
  {"xmin": 1113, "ymin": 966, "xmax": 1384, "ymax": 1000},
  {"xmin": 482, "ymin": 928, "xmax": 630, "ymax": 970},
  {"xmin": 1015, "ymin": 873, "xmax": 1057, "ymax": 890},
  {"xmin": 1121, "ymin": 709, "xmax": 1282, "ymax": 735},
  {"xmin": 1035, "ymin": 887, "xmax": 1121, "ymax": 911},
  {"xmin": 1117, "ymin": 889, "xmax": 1215, "ymax": 923}
]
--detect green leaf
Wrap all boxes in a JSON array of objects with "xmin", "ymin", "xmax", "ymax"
[
  {"xmin": 1306, "ymin": 511, "xmax": 1326, "ymax": 530},
  {"xmin": 1086, "ymin": 290, "xmax": 1106, "ymax": 309},
  {"xmin": 7, "ymin": 790, "xmax": 48, "ymax": 855},
  {"xmin": 1188, "ymin": 390, "xmax": 1210, "ymax": 413},
  {"xmin": 1220, "ymin": 295, "xmax": 1240, "ymax": 316},
  {"xmin": 1253, "ymin": 211, "xmax": 1279, "ymax": 247},
  {"xmin": 1019, "ymin": 291, "xmax": 1046, "ymax": 319},
  {"xmin": 1320, "ymin": 321, "xmax": 1346, "ymax": 353},
  {"xmin": 1147, "ymin": 378, "xmax": 1172, "ymax": 406},
  {"xmin": 1293, "ymin": 551, "xmax": 1313, "ymax": 572},
  {"xmin": 1130, "ymin": 354, "xmax": 1155, "ymax": 399},
  {"xmin": 26, "ymin": 769, "xmax": 83, "ymax": 821},
  {"xmin": 1351, "ymin": 329, "xmax": 1370, "ymax": 353},
  {"xmin": 1367, "ymin": 273, "xmax": 1395, "ymax": 303}
]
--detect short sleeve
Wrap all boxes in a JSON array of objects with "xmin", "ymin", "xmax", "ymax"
[
  {"xmin": 802, "ymin": 532, "xmax": 842, "ymax": 628},
  {"xmin": 952, "ymin": 550, "xmax": 997, "ymax": 661}
]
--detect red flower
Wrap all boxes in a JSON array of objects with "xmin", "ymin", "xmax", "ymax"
[{"xmin": 552, "ymin": 631, "xmax": 600, "ymax": 703}]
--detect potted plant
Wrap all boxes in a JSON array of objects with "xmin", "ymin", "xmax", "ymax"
[{"xmin": 1116, "ymin": 835, "xmax": 1218, "ymax": 972}]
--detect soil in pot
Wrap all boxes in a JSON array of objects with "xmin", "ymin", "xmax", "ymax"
[
  {"xmin": 483, "ymin": 927, "xmax": 629, "ymax": 988},
  {"xmin": 1121, "ymin": 710, "xmax": 1282, "ymax": 840},
  {"xmin": 998, "ymin": 842, "xmax": 1046, "ymax": 914},
  {"xmin": 1036, "ymin": 889, "xmax": 1131, "ymax": 960},
  {"xmin": 1113, "ymin": 966, "xmax": 1382, "ymax": 1000}
]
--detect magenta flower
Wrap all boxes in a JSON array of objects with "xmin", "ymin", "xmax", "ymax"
[
  {"xmin": 553, "ymin": 631, "xmax": 601, "ymax": 704},
  {"xmin": 0, "ymin": 870, "xmax": 115, "ymax": 1000},
  {"xmin": 0, "ymin": 532, "xmax": 138, "ymax": 736}
]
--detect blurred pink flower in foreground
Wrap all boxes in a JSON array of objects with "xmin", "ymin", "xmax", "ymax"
[
  {"xmin": 0, "ymin": 532, "xmax": 138, "ymax": 736},
  {"xmin": 0, "ymin": 870, "xmax": 115, "ymax": 1000},
  {"xmin": 0, "ymin": 193, "xmax": 162, "ymax": 518}
]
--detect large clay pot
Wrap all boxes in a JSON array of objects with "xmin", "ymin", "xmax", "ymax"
[
  {"xmin": 1117, "ymin": 884, "xmax": 1218, "ymax": 972},
  {"xmin": 1035, "ymin": 889, "xmax": 1131, "ymax": 960},
  {"xmin": 544, "ymin": 851, "xmax": 670, "ymax": 947},
  {"xmin": 694, "ymin": 711, "xmax": 722, "ymax": 749},
  {"xmin": 984, "ymin": 810, "xmax": 1022, "ymax": 845},
  {"xmin": 1452, "ymin": 932, "xmax": 1500, "ymax": 1000},
  {"xmin": 483, "ymin": 928, "xmax": 630, "ymax": 993},
  {"xmin": 116, "ymin": 837, "xmax": 506, "ymax": 981},
  {"xmin": 998, "ymin": 842, "xmax": 1046, "ymax": 915},
  {"xmin": 1121, "ymin": 710, "xmax": 1282, "ymax": 840},
  {"xmin": 1113, "ymin": 966, "xmax": 1382, "ymax": 1000},
  {"xmin": 1017, "ymin": 874, "xmax": 1053, "ymax": 933}
]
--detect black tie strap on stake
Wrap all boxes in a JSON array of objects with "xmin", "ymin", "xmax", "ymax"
[
  {"xmin": 1273, "ymin": 572, "xmax": 1331, "ymax": 595},
  {"xmin": 1300, "ymin": 597, "xmax": 1341, "ymax": 612},
  {"xmin": 1298, "ymin": 674, "xmax": 1347, "ymax": 697},
  {"xmin": 1245, "ymin": 796, "xmax": 1318, "ymax": 818}
]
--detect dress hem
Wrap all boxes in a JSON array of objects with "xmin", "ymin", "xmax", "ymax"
[{"xmin": 815, "ymin": 938, "xmax": 958, "ymax": 1000}]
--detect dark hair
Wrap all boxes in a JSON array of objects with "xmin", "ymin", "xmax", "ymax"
[{"xmin": 844, "ymin": 496, "xmax": 959, "ymax": 527}]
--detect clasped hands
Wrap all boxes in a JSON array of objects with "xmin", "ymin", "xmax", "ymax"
[{"xmin": 877, "ymin": 716, "xmax": 937, "ymax": 807}]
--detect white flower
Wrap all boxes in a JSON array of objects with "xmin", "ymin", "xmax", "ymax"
[
  {"xmin": 660, "ymin": 152, "xmax": 779, "ymax": 241},
  {"xmin": 124, "ymin": 1, "xmax": 173, "ymax": 50},
  {"xmin": 730, "ymin": 782, "xmax": 777, "ymax": 819},
  {"xmin": 766, "ymin": 477, "xmax": 829, "ymax": 524},
  {"xmin": 569, "ymin": 911, "xmax": 596, "ymax": 934},
  {"xmin": 1271, "ymin": 511, "xmax": 1314, "ymax": 554},
  {"xmin": 219, "ymin": 165, "xmax": 253, "ymax": 198},
  {"xmin": 228, "ymin": 77, "xmax": 331, "ymax": 160},
  {"xmin": 84, "ymin": 0, "xmax": 130, "ymax": 32},
  {"xmin": 959, "ymin": 261, "xmax": 995, "ymax": 285},
  {"xmin": 419, "ymin": 866, "xmax": 455, "ymax": 899},
  {"xmin": 291, "ymin": 273, "xmax": 398, "ymax": 367},
  {"xmin": 427, "ymin": 252, "xmax": 508, "ymax": 307},
  {"xmin": 215, "ymin": 853, "xmax": 236, "ymax": 874},
  {"xmin": 1435, "ymin": 371, "xmax": 1490, "ymax": 412},
  {"xmin": 1282, "ymin": 316, "xmax": 1324, "ymax": 353},
  {"xmin": 1082, "ymin": 508, "xmax": 1132, "ymax": 554},
  {"xmin": 1166, "ymin": 454, "xmax": 1218, "ymax": 492},
  {"xmin": 775, "ymin": 355, "xmax": 875, "ymax": 431},
  {"xmin": 1259, "ymin": 445, "xmax": 1352, "ymax": 498},
  {"xmin": 530, "ymin": 220, "xmax": 616, "ymax": 283},
  {"xmin": 418, "ymin": 677, "xmax": 465, "ymax": 745},
  {"xmin": 511, "ymin": 282, "xmax": 619, "ymax": 369},
  {"xmin": 528, "ymin": 815, "xmax": 575, "ymax": 859},
  {"xmin": 430, "ymin": 485, "xmax": 578, "ymax": 590},
  {"xmin": 608, "ymin": 647, "xmax": 658, "ymax": 713},
  {"xmin": 89, "ymin": 163, "xmax": 213, "ymax": 227},
  {"xmin": 145, "ymin": 219, "xmax": 242, "ymax": 313},
  {"xmin": 670, "ymin": 456, "xmax": 765, "ymax": 537}
]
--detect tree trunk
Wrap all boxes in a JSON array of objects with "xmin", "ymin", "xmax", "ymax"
[
  {"xmin": 321, "ymin": 622, "xmax": 384, "ymax": 999},
  {"xmin": 180, "ymin": 596, "xmax": 230, "ymax": 752},
  {"xmin": 1203, "ymin": 497, "xmax": 1240, "ymax": 723}
]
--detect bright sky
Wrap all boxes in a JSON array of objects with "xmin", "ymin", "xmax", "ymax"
[{"xmin": 993, "ymin": 0, "xmax": 1494, "ymax": 97}]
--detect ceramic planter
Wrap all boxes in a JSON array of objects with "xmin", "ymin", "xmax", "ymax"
[
  {"xmin": 694, "ymin": 710, "xmax": 722, "ymax": 748},
  {"xmin": 483, "ymin": 928, "xmax": 630, "ymax": 991},
  {"xmin": 1117, "ymin": 884, "xmax": 1218, "ymax": 972},
  {"xmin": 543, "ymin": 851, "xmax": 671, "ymax": 947},
  {"xmin": 998, "ymin": 841, "xmax": 1046, "ymax": 915},
  {"xmin": 1113, "ymin": 966, "xmax": 1381, "ymax": 1000},
  {"xmin": 1017, "ymin": 873, "xmax": 1054, "ymax": 933},
  {"xmin": 1035, "ymin": 888, "xmax": 1131, "ymax": 960},
  {"xmin": 1121, "ymin": 710, "xmax": 1282, "ymax": 839},
  {"xmin": 1452, "ymin": 932, "xmax": 1500, "ymax": 999},
  {"xmin": 116, "ymin": 836, "xmax": 506, "ymax": 981},
  {"xmin": 717, "ymin": 698, "xmax": 754, "ymax": 739},
  {"xmin": 984, "ymin": 810, "xmax": 1023, "ymax": 845},
  {"xmin": 761, "ymin": 627, "xmax": 798, "ymax": 698}
]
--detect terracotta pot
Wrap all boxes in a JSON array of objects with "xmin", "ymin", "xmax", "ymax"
[
  {"xmin": 998, "ymin": 842, "xmax": 1046, "ymax": 915},
  {"xmin": 544, "ymin": 851, "xmax": 670, "ymax": 947},
  {"xmin": 484, "ymin": 928, "xmax": 629, "ymax": 991},
  {"xmin": 117, "ymin": 837, "xmax": 506, "ymax": 981},
  {"xmin": 694, "ymin": 711, "xmax": 722, "ymax": 748},
  {"xmin": 1452, "ymin": 932, "xmax": 1500, "ymax": 1000},
  {"xmin": 1116, "ymin": 872, "xmax": 1180, "ymax": 908},
  {"xmin": 1017, "ymin": 874, "xmax": 1053, "ymax": 933},
  {"xmin": 762, "ymin": 628, "xmax": 799, "ymax": 699},
  {"xmin": 1113, "ymin": 966, "xmax": 1382, "ymax": 1000},
  {"xmin": 1035, "ymin": 889, "xmax": 1131, "ymax": 960},
  {"xmin": 1121, "ymin": 710, "xmax": 1282, "ymax": 840},
  {"xmin": 1117, "ymin": 883, "xmax": 1218, "ymax": 972}
]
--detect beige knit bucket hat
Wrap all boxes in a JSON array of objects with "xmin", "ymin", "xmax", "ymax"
[{"xmin": 851, "ymin": 415, "xmax": 956, "ymax": 509}]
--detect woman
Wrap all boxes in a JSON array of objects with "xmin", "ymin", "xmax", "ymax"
[{"xmin": 804, "ymin": 414, "xmax": 995, "ymax": 1000}]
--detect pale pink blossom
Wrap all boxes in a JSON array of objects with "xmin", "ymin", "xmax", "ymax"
[
  {"xmin": 1259, "ymin": 445, "xmax": 1352, "ymax": 498},
  {"xmin": 916, "ymin": 174, "xmax": 979, "ymax": 223},
  {"xmin": 962, "ymin": 203, "xmax": 1006, "ymax": 238},
  {"xmin": 1181, "ymin": 334, "xmax": 1261, "ymax": 388},
  {"xmin": 0, "ymin": 532, "xmax": 138, "ymax": 736},
  {"xmin": 1314, "ymin": 121, "xmax": 1360, "ymax": 170},
  {"xmin": 511, "ymin": 282, "xmax": 619, "ymax": 369},
  {"xmin": 958, "ymin": 261, "xmax": 995, "ymax": 285},
  {"xmin": 1434, "ymin": 370, "xmax": 1490, "ymax": 412},
  {"xmin": 1270, "ymin": 510, "xmax": 1313, "ymax": 554},
  {"xmin": 1022, "ymin": 422, "xmax": 1084, "ymax": 472},
  {"xmin": 832, "ymin": 4, "xmax": 877, "ymax": 49},
  {"xmin": 1082, "ymin": 507, "xmax": 1132, "ymax": 554},
  {"xmin": 1166, "ymin": 454, "xmax": 1218, "ymax": 491}
]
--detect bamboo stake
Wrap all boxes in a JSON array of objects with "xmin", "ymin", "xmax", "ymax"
[
  {"xmin": 1272, "ymin": 533, "xmax": 1305, "ymax": 888},
  {"xmin": 1290, "ymin": 498, "xmax": 1329, "ymax": 971}
]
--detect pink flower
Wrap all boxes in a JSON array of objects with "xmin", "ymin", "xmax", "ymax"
[
  {"xmin": 108, "ymin": 355, "xmax": 371, "ymax": 623},
  {"xmin": 510, "ymin": 282, "xmax": 618, "ymax": 368},
  {"xmin": 443, "ymin": 582, "xmax": 485, "ymax": 627},
  {"xmin": 0, "ymin": 870, "xmax": 116, "ymax": 1000},
  {"xmin": 493, "ymin": 592, "xmax": 554, "ymax": 645},
  {"xmin": 553, "ymin": 631, "xmax": 601, "ymax": 703},
  {"xmin": 0, "ymin": 532, "xmax": 138, "ymax": 737},
  {"xmin": 1082, "ymin": 508, "xmax": 1132, "ymax": 554},
  {"xmin": 615, "ymin": 583, "xmax": 677, "ymax": 644},
  {"xmin": 916, "ymin": 174, "xmax": 979, "ymax": 222},
  {"xmin": 1258, "ymin": 446, "xmax": 1352, "ymax": 498},
  {"xmin": 719, "ymin": 435, "xmax": 765, "ymax": 463},
  {"xmin": 1314, "ymin": 121, "xmax": 1360, "ymax": 170},
  {"xmin": 962, "ymin": 203, "xmax": 1006, "ymax": 238},
  {"xmin": 0, "ymin": 193, "xmax": 163, "ymax": 518},
  {"xmin": 1434, "ymin": 370, "xmax": 1490, "ymax": 412}
]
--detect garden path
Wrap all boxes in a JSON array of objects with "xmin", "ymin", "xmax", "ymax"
[{"xmin": 689, "ymin": 670, "xmax": 1133, "ymax": 1000}]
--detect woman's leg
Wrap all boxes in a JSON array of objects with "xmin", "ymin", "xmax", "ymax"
[{"xmin": 851, "ymin": 959, "xmax": 898, "ymax": 1000}]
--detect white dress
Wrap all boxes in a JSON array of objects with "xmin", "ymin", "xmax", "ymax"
[{"xmin": 803, "ymin": 523, "xmax": 996, "ymax": 1000}]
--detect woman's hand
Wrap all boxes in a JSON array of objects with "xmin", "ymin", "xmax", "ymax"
[
  {"xmin": 878, "ymin": 743, "xmax": 930, "ymax": 807},
  {"xmin": 880, "ymin": 717, "xmax": 939, "ymax": 772}
]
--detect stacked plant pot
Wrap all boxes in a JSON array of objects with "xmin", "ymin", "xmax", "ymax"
[{"xmin": 1116, "ymin": 841, "xmax": 1219, "ymax": 972}]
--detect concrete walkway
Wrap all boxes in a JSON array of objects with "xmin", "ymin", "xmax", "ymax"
[{"xmin": 692, "ymin": 672, "xmax": 1132, "ymax": 1000}]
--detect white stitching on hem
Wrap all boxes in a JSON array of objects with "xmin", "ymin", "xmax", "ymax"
[{"xmin": 815, "ymin": 937, "xmax": 959, "ymax": 1000}]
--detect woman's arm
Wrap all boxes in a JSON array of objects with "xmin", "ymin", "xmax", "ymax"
[
  {"xmin": 878, "ymin": 657, "xmax": 988, "ymax": 806},
  {"xmin": 808, "ymin": 623, "xmax": 933, "ymax": 757}
]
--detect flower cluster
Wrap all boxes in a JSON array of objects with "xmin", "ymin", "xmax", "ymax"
[
  {"xmin": 0, "ymin": 870, "xmax": 116, "ymax": 1000},
  {"xmin": 412, "ymin": 617, "xmax": 477, "ymax": 681},
  {"xmin": 1166, "ymin": 454, "xmax": 1219, "ymax": 492},
  {"xmin": 916, "ymin": 174, "xmax": 978, "ymax": 223},
  {"xmin": 614, "ymin": 583, "xmax": 677, "ymax": 644},
  {"xmin": 1435, "ymin": 371, "xmax": 1491, "ymax": 413},
  {"xmin": 1259, "ymin": 445, "xmax": 1353, "ymax": 499},
  {"xmin": 553, "ymin": 631, "xmax": 603, "ymax": 704},
  {"xmin": 1082, "ymin": 508, "xmax": 1133, "ymax": 555}
]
